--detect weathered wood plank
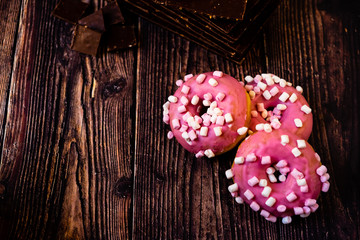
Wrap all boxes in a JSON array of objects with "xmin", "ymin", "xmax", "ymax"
[{"xmin": 0, "ymin": 0, "xmax": 135, "ymax": 239}]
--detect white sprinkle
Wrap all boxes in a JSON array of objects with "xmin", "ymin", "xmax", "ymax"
[
  {"xmin": 296, "ymin": 86, "xmax": 303, "ymax": 93},
  {"xmin": 203, "ymin": 100, "xmax": 211, "ymax": 106},
  {"xmin": 282, "ymin": 216, "xmax": 292, "ymax": 224},
  {"xmin": 264, "ymin": 124, "xmax": 272, "ymax": 133},
  {"xmin": 261, "ymin": 156, "xmax": 271, "ymax": 165},
  {"xmin": 196, "ymin": 74, "xmax": 206, "ymax": 84},
  {"xmin": 294, "ymin": 118, "xmax": 303, "ymax": 127},
  {"xmin": 259, "ymin": 179, "xmax": 268, "ymax": 187},
  {"xmin": 224, "ymin": 113, "xmax": 233, "ymax": 123},
  {"xmin": 228, "ymin": 183, "xmax": 238, "ymax": 193},
  {"xmin": 292, "ymin": 147, "xmax": 302, "ymax": 157},
  {"xmin": 213, "ymin": 71, "xmax": 223, "ymax": 77},
  {"xmin": 257, "ymin": 81, "xmax": 267, "ymax": 91},
  {"xmin": 204, "ymin": 149, "xmax": 215, "ymax": 158},
  {"xmin": 255, "ymin": 123, "xmax": 264, "ymax": 131},
  {"xmin": 234, "ymin": 156, "xmax": 245, "ymax": 164},
  {"xmin": 208, "ymin": 78, "xmax": 218, "ymax": 87},
  {"xmin": 216, "ymin": 92, "xmax": 226, "ymax": 101},
  {"xmin": 301, "ymin": 105, "xmax": 312, "ymax": 114},
  {"xmin": 277, "ymin": 104, "xmax": 287, "ymax": 110},
  {"xmin": 191, "ymin": 95, "xmax": 199, "ymax": 105},
  {"xmin": 244, "ymin": 189, "xmax": 254, "ymax": 200},
  {"xmin": 168, "ymin": 95, "xmax": 178, "ymax": 103},
  {"xmin": 289, "ymin": 93, "xmax": 298, "ymax": 103},
  {"xmin": 297, "ymin": 178, "xmax": 307, "ymax": 186},
  {"xmin": 297, "ymin": 139, "xmax": 306, "ymax": 148},
  {"xmin": 237, "ymin": 127, "xmax": 248, "ymax": 136},
  {"xmin": 270, "ymin": 86, "xmax": 279, "ymax": 96},
  {"xmin": 279, "ymin": 92, "xmax": 290, "ymax": 102},
  {"xmin": 265, "ymin": 197, "xmax": 276, "ymax": 207},
  {"xmin": 245, "ymin": 75, "xmax": 254, "ymax": 83},
  {"xmin": 248, "ymin": 176, "xmax": 260, "ymax": 187},
  {"xmin": 184, "ymin": 74, "xmax": 193, "ymax": 81},
  {"xmin": 281, "ymin": 135, "xmax": 289, "ymax": 145},
  {"xmin": 262, "ymin": 186, "xmax": 272, "ymax": 197},
  {"xmin": 200, "ymin": 127, "xmax": 208, "ymax": 137},
  {"xmin": 181, "ymin": 85, "xmax": 190, "ymax": 95},
  {"xmin": 250, "ymin": 201, "xmax": 260, "ymax": 211},
  {"xmin": 268, "ymin": 174, "xmax": 277, "ymax": 183},
  {"xmin": 235, "ymin": 196, "xmax": 244, "ymax": 204},
  {"xmin": 214, "ymin": 127, "xmax": 222, "ymax": 136},
  {"xmin": 225, "ymin": 169, "xmax": 234, "ymax": 179},
  {"xmin": 263, "ymin": 90, "xmax": 272, "ymax": 100}
]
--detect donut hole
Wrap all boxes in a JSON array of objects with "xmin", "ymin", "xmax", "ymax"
[
  {"xmin": 198, "ymin": 105, "xmax": 209, "ymax": 116},
  {"xmin": 266, "ymin": 162, "xmax": 289, "ymax": 184}
]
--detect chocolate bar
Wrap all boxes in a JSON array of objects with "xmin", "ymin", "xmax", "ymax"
[
  {"xmin": 106, "ymin": 25, "xmax": 137, "ymax": 51},
  {"xmin": 78, "ymin": 10, "xmax": 106, "ymax": 32},
  {"xmin": 71, "ymin": 25, "xmax": 102, "ymax": 56},
  {"xmin": 52, "ymin": 0, "xmax": 89, "ymax": 24},
  {"xmin": 102, "ymin": 1, "xmax": 125, "ymax": 27}
]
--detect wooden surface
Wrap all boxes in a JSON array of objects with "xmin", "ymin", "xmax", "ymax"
[{"xmin": 0, "ymin": 0, "xmax": 359, "ymax": 239}]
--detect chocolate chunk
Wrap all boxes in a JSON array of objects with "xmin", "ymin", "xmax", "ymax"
[
  {"xmin": 106, "ymin": 25, "xmax": 137, "ymax": 51},
  {"xmin": 78, "ymin": 9, "xmax": 106, "ymax": 33},
  {"xmin": 52, "ymin": 0, "xmax": 89, "ymax": 24},
  {"xmin": 71, "ymin": 25, "xmax": 102, "ymax": 56},
  {"xmin": 153, "ymin": 0, "xmax": 248, "ymax": 20},
  {"xmin": 102, "ymin": 2, "xmax": 125, "ymax": 27}
]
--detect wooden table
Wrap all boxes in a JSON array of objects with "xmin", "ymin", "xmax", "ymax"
[{"xmin": 0, "ymin": 0, "xmax": 359, "ymax": 239}]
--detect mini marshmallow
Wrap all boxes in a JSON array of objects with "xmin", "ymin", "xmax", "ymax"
[
  {"xmin": 254, "ymin": 75, "xmax": 262, "ymax": 83},
  {"xmin": 248, "ymin": 176, "xmax": 260, "ymax": 187},
  {"xmin": 213, "ymin": 71, "xmax": 223, "ymax": 77},
  {"xmin": 251, "ymin": 110, "xmax": 258, "ymax": 117},
  {"xmin": 203, "ymin": 100, "xmax": 211, "ymax": 106},
  {"xmin": 310, "ymin": 203, "xmax": 319, "ymax": 212},
  {"xmin": 262, "ymin": 186, "xmax": 272, "ymax": 197},
  {"xmin": 224, "ymin": 113, "xmax": 233, "ymax": 123},
  {"xmin": 301, "ymin": 105, "xmax": 312, "ymax": 114},
  {"xmin": 225, "ymin": 169, "xmax": 234, "ymax": 179},
  {"xmin": 204, "ymin": 149, "xmax": 215, "ymax": 158},
  {"xmin": 261, "ymin": 110, "xmax": 268, "ymax": 119},
  {"xmin": 272, "ymin": 75, "xmax": 281, "ymax": 83},
  {"xmin": 279, "ymin": 167, "xmax": 290, "ymax": 175},
  {"xmin": 289, "ymin": 93, "xmax": 298, "ymax": 103},
  {"xmin": 279, "ymin": 92, "xmax": 290, "ymax": 102},
  {"xmin": 277, "ymin": 104, "xmax": 287, "ymax": 110},
  {"xmin": 194, "ymin": 115, "xmax": 202, "ymax": 124},
  {"xmin": 250, "ymin": 201, "xmax": 260, "ymax": 212},
  {"xmin": 244, "ymin": 189, "xmax": 254, "ymax": 200},
  {"xmin": 245, "ymin": 75, "xmax": 254, "ymax": 83},
  {"xmin": 260, "ymin": 210, "xmax": 270, "ymax": 218},
  {"xmin": 296, "ymin": 140, "xmax": 306, "ymax": 149},
  {"xmin": 300, "ymin": 185, "xmax": 309, "ymax": 193},
  {"xmin": 214, "ymin": 127, "xmax": 222, "ymax": 136},
  {"xmin": 268, "ymin": 174, "xmax": 277, "ymax": 182},
  {"xmin": 246, "ymin": 153, "xmax": 257, "ymax": 162},
  {"xmin": 216, "ymin": 92, "xmax": 226, "ymax": 101},
  {"xmin": 257, "ymin": 81, "xmax": 267, "ymax": 91},
  {"xmin": 265, "ymin": 215, "xmax": 277, "ymax": 223},
  {"xmin": 291, "ymin": 168, "xmax": 304, "ymax": 179},
  {"xmin": 249, "ymin": 91, "xmax": 256, "ymax": 99},
  {"xmin": 178, "ymin": 105, "xmax": 187, "ymax": 113},
  {"xmin": 228, "ymin": 183, "xmax": 238, "ymax": 193},
  {"xmin": 279, "ymin": 175, "xmax": 287, "ymax": 182},
  {"xmin": 263, "ymin": 90, "xmax": 272, "ymax": 100},
  {"xmin": 172, "ymin": 119, "xmax": 180, "ymax": 129},
  {"xmin": 204, "ymin": 93, "xmax": 213, "ymax": 101},
  {"xmin": 179, "ymin": 125, "xmax": 188, "ymax": 132},
  {"xmin": 294, "ymin": 207, "xmax": 304, "ymax": 215},
  {"xmin": 266, "ymin": 167, "xmax": 275, "ymax": 174},
  {"xmin": 322, "ymin": 181, "xmax": 330, "ymax": 192},
  {"xmin": 315, "ymin": 153, "xmax": 321, "ymax": 161},
  {"xmin": 259, "ymin": 179, "xmax": 268, "ymax": 187},
  {"xmin": 296, "ymin": 86, "xmax": 303, "ymax": 93},
  {"xmin": 305, "ymin": 199, "xmax": 317, "ymax": 206},
  {"xmin": 196, "ymin": 74, "xmax": 206, "ymax": 84},
  {"xmin": 181, "ymin": 85, "xmax": 190, "ymax": 95},
  {"xmin": 276, "ymin": 160, "xmax": 288, "ymax": 168},
  {"xmin": 213, "ymin": 108, "xmax": 223, "ymax": 116},
  {"xmin": 208, "ymin": 78, "xmax": 218, "ymax": 87},
  {"xmin": 163, "ymin": 101, "xmax": 170, "ymax": 110},
  {"xmin": 188, "ymin": 130, "xmax": 197, "ymax": 141},
  {"xmin": 187, "ymin": 116, "xmax": 195, "ymax": 125},
  {"xmin": 286, "ymin": 192, "xmax": 297, "ymax": 202},
  {"xmin": 281, "ymin": 135, "xmax": 289, "ymax": 145},
  {"xmin": 300, "ymin": 213, "xmax": 311, "ymax": 218},
  {"xmin": 195, "ymin": 151, "xmax": 204, "ymax": 158},
  {"xmin": 168, "ymin": 95, "xmax": 178, "ymax": 103},
  {"xmin": 215, "ymin": 116, "xmax": 225, "ymax": 125},
  {"xmin": 167, "ymin": 131, "xmax": 174, "ymax": 139},
  {"xmin": 277, "ymin": 205, "xmax": 287, "ymax": 212},
  {"xmin": 266, "ymin": 197, "xmax": 276, "ymax": 207},
  {"xmin": 264, "ymin": 124, "xmax": 272, "ymax": 133},
  {"xmin": 294, "ymin": 118, "xmax": 303, "ymax": 128},
  {"xmin": 320, "ymin": 173, "xmax": 330, "ymax": 183},
  {"xmin": 210, "ymin": 115, "xmax": 218, "ymax": 124},
  {"xmin": 292, "ymin": 147, "xmax": 302, "ymax": 157},
  {"xmin": 235, "ymin": 197, "xmax": 244, "ymax": 204},
  {"xmin": 209, "ymin": 101, "xmax": 217, "ymax": 109},
  {"xmin": 282, "ymin": 216, "xmax": 292, "ymax": 224},
  {"xmin": 261, "ymin": 73, "xmax": 271, "ymax": 79},
  {"xmin": 191, "ymin": 95, "xmax": 200, "ymax": 105},
  {"xmin": 176, "ymin": 80, "xmax": 183, "ymax": 86},
  {"xmin": 265, "ymin": 77, "xmax": 275, "ymax": 86},
  {"xmin": 270, "ymin": 86, "xmax": 280, "ymax": 96},
  {"xmin": 261, "ymin": 156, "xmax": 271, "ymax": 165},
  {"xmin": 245, "ymin": 85, "xmax": 253, "ymax": 91},
  {"xmin": 257, "ymin": 103, "xmax": 265, "ymax": 112},
  {"xmin": 279, "ymin": 79, "xmax": 287, "ymax": 87},
  {"xmin": 297, "ymin": 178, "xmax": 307, "ymax": 186},
  {"xmin": 316, "ymin": 165, "xmax": 327, "ymax": 176},
  {"xmin": 256, "ymin": 123, "xmax": 264, "ymax": 131},
  {"xmin": 182, "ymin": 132, "xmax": 190, "ymax": 140},
  {"xmin": 200, "ymin": 127, "xmax": 208, "ymax": 136},
  {"xmin": 234, "ymin": 156, "xmax": 245, "ymax": 164},
  {"xmin": 184, "ymin": 74, "xmax": 193, "ymax": 81},
  {"xmin": 253, "ymin": 86, "xmax": 261, "ymax": 94},
  {"xmin": 237, "ymin": 127, "xmax": 248, "ymax": 135}
]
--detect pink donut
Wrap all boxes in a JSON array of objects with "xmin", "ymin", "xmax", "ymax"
[
  {"xmin": 244, "ymin": 73, "xmax": 313, "ymax": 140},
  {"xmin": 226, "ymin": 130, "xmax": 330, "ymax": 224},
  {"xmin": 163, "ymin": 71, "xmax": 251, "ymax": 158}
]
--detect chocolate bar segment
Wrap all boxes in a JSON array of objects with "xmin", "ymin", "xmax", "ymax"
[
  {"xmin": 102, "ymin": 1, "xmax": 125, "ymax": 27},
  {"xmin": 52, "ymin": 0, "xmax": 89, "ymax": 24},
  {"xmin": 78, "ymin": 10, "xmax": 106, "ymax": 33},
  {"xmin": 71, "ymin": 25, "xmax": 102, "ymax": 56},
  {"xmin": 153, "ymin": 0, "xmax": 248, "ymax": 20}
]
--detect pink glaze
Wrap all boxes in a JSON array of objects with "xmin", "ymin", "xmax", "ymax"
[
  {"xmin": 166, "ymin": 72, "xmax": 251, "ymax": 157},
  {"xmin": 245, "ymin": 74, "xmax": 313, "ymax": 140},
  {"xmin": 230, "ymin": 130, "xmax": 329, "ymax": 220}
]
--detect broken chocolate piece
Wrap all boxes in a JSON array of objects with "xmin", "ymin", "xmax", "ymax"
[
  {"xmin": 106, "ymin": 25, "xmax": 137, "ymax": 51},
  {"xmin": 102, "ymin": 1, "xmax": 125, "ymax": 27},
  {"xmin": 71, "ymin": 25, "xmax": 102, "ymax": 56},
  {"xmin": 153, "ymin": 0, "xmax": 248, "ymax": 20},
  {"xmin": 78, "ymin": 9, "xmax": 106, "ymax": 33},
  {"xmin": 52, "ymin": 0, "xmax": 89, "ymax": 24}
]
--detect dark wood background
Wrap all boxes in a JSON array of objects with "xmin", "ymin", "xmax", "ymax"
[{"xmin": 0, "ymin": 0, "xmax": 359, "ymax": 239}]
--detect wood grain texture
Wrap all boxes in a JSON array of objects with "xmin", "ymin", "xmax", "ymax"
[{"xmin": 0, "ymin": 0, "xmax": 134, "ymax": 239}]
